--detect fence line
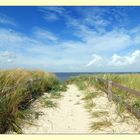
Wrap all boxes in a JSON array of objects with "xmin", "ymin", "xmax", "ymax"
[
  {"xmin": 96, "ymin": 78, "xmax": 140, "ymax": 119},
  {"xmin": 97, "ymin": 78, "xmax": 140, "ymax": 97}
]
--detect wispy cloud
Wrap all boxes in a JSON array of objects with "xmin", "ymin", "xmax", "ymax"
[
  {"xmin": 39, "ymin": 6, "xmax": 66, "ymax": 21},
  {"xmin": 0, "ymin": 50, "xmax": 16, "ymax": 64},
  {"xmin": 0, "ymin": 28, "xmax": 27, "ymax": 43},
  {"xmin": 1, "ymin": 7, "xmax": 140, "ymax": 72},
  {"xmin": 1, "ymin": 23, "xmax": 140, "ymax": 71},
  {"xmin": 76, "ymin": 7, "xmax": 110, "ymax": 29},
  {"xmin": 86, "ymin": 54, "xmax": 103, "ymax": 67},
  {"xmin": 0, "ymin": 51, "xmax": 14, "ymax": 57},
  {"xmin": 33, "ymin": 27, "xmax": 59, "ymax": 42},
  {"xmin": 65, "ymin": 7, "xmax": 129, "ymax": 36},
  {"xmin": 0, "ymin": 13, "xmax": 16, "ymax": 26}
]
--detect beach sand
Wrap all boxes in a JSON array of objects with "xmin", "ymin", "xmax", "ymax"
[
  {"xmin": 22, "ymin": 85, "xmax": 91, "ymax": 134},
  {"xmin": 22, "ymin": 84, "xmax": 140, "ymax": 134}
]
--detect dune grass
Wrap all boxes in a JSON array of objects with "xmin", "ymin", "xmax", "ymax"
[
  {"xmin": 90, "ymin": 121, "xmax": 112, "ymax": 131},
  {"xmin": 91, "ymin": 111, "xmax": 109, "ymax": 118},
  {"xmin": 84, "ymin": 99, "xmax": 96, "ymax": 111},
  {"xmin": 0, "ymin": 69, "xmax": 64, "ymax": 134},
  {"xmin": 82, "ymin": 91, "xmax": 99, "ymax": 100},
  {"xmin": 95, "ymin": 74, "xmax": 140, "ymax": 110},
  {"xmin": 68, "ymin": 74, "xmax": 140, "ymax": 116},
  {"xmin": 43, "ymin": 100, "xmax": 57, "ymax": 108}
]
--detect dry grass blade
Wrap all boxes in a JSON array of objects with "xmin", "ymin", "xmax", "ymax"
[
  {"xmin": 90, "ymin": 121, "xmax": 112, "ymax": 131},
  {"xmin": 91, "ymin": 111, "xmax": 109, "ymax": 118}
]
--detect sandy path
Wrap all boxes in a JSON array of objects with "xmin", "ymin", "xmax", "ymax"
[
  {"xmin": 22, "ymin": 84, "xmax": 140, "ymax": 134},
  {"xmin": 22, "ymin": 84, "xmax": 91, "ymax": 134}
]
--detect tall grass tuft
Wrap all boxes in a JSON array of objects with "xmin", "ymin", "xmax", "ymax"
[{"xmin": 0, "ymin": 69, "xmax": 60, "ymax": 134}]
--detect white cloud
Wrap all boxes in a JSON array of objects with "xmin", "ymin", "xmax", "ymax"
[
  {"xmin": 87, "ymin": 50, "xmax": 140, "ymax": 68},
  {"xmin": 91, "ymin": 30, "xmax": 132, "ymax": 53},
  {"xmin": 1, "ymin": 25, "xmax": 140, "ymax": 72},
  {"xmin": 1, "ymin": 7, "xmax": 140, "ymax": 72},
  {"xmin": 86, "ymin": 54, "xmax": 103, "ymax": 67},
  {"xmin": 109, "ymin": 50, "xmax": 140, "ymax": 66},
  {"xmin": 38, "ymin": 7, "xmax": 136, "ymax": 56},
  {"xmin": 64, "ymin": 13, "xmax": 134, "ymax": 54}
]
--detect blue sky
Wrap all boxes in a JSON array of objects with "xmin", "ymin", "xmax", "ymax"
[{"xmin": 1, "ymin": 6, "xmax": 140, "ymax": 72}]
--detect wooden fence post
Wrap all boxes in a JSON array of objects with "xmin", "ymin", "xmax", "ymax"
[{"xmin": 108, "ymin": 80, "xmax": 112, "ymax": 101}]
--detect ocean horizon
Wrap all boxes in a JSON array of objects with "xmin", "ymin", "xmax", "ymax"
[{"xmin": 55, "ymin": 72, "xmax": 140, "ymax": 81}]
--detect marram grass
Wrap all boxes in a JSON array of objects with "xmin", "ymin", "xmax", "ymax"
[
  {"xmin": 68, "ymin": 74, "xmax": 140, "ymax": 114},
  {"xmin": 0, "ymin": 69, "xmax": 64, "ymax": 134}
]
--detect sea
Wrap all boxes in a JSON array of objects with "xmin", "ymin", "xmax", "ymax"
[{"xmin": 54, "ymin": 72, "xmax": 140, "ymax": 81}]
